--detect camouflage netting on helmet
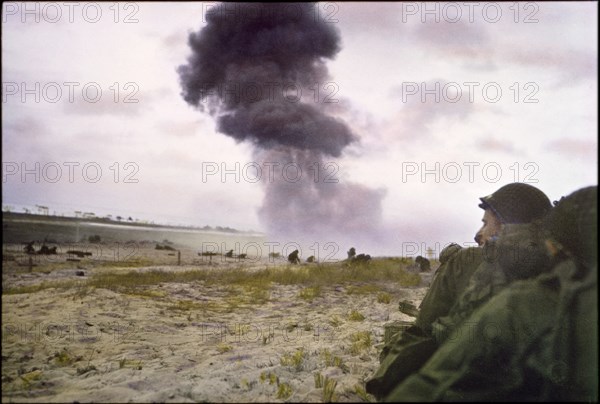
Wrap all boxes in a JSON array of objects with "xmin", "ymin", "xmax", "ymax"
[
  {"xmin": 479, "ymin": 182, "xmax": 552, "ymax": 224},
  {"xmin": 545, "ymin": 185, "xmax": 597, "ymax": 268}
]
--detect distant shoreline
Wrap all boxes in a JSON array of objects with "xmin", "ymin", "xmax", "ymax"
[{"xmin": 1, "ymin": 211, "xmax": 263, "ymax": 237}]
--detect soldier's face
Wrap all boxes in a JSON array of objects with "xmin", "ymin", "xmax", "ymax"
[{"xmin": 474, "ymin": 209, "xmax": 503, "ymax": 246}]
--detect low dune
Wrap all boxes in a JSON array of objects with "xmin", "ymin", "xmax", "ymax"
[{"xmin": 2, "ymin": 241, "xmax": 434, "ymax": 403}]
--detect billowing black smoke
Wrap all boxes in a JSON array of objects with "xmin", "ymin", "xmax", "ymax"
[
  {"xmin": 178, "ymin": 2, "xmax": 356, "ymax": 156},
  {"xmin": 179, "ymin": 2, "xmax": 386, "ymax": 251}
]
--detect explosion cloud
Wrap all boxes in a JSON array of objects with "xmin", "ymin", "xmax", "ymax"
[{"xmin": 179, "ymin": 2, "xmax": 386, "ymax": 250}]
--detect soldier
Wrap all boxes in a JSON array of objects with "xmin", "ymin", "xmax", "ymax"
[
  {"xmin": 355, "ymin": 253, "xmax": 371, "ymax": 263},
  {"xmin": 367, "ymin": 182, "xmax": 552, "ymax": 400},
  {"xmin": 417, "ymin": 182, "xmax": 553, "ymax": 332},
  {"xmin": 384, "ymin": 185, "xmax": 597, "ymax": 402},
  {"xmin": 39, "ymin": 244, "xmax": 50, "ymax": 254},
  {"xmin": 431, "ymin": 219, "xmax": 553, "ymax": 344},
  {"xmin": 415, "ymin": 256, "xmax": 431, "ymax": 272},
  {"xmin": 24, "ymin": 241, "xmax": 35, "ymax": 254},
  {"xmin": 288, "ymin": 249, "xmax": 300, "ymax": 264}
]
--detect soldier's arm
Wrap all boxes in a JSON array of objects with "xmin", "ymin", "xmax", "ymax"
[
  {"xmin": 384, "ymin": 281, "xmax": 556, "ymax": 402},
  {"xmin": 415, "ymin": 247, "xmax": 482, "ymax": 333}
]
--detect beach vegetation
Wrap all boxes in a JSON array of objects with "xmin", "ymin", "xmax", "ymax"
[
  {"xmin": 348, "ymin": 309, "xmax": 365, "ymax": 322},
  {"xmin": 349, "ymin": 331, "xmax": 372, "ymax": 356}
]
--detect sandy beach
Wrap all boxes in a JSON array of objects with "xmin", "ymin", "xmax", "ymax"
[{"xmin": 2, "ymin": 241, "xmax": 434, "ymax": 403}]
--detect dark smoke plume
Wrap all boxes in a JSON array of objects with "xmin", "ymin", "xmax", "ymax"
[
  {"xmin": 178, "ymin": 2, "xmax": 356, "ymax": 156},
  {"xmin": 179, "ymin": 2, "xmax": 386, "ymax": 249},
  {"xmin": 254, "ymin": 147, "xmax": 385, "ymax": 238}
]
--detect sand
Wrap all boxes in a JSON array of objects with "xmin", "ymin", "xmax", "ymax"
[{"xmin": 2, "ymin": 243, "xmax": 433, "ymax": 403}]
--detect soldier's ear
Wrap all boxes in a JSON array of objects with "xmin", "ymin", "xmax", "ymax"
[
  {"xmin": 544, "ymin": 238, "xmax": 570, "ymax": 259},
  {"xmin": 544, "ymin": 239, "xmax": 559, "ymax": 256}
]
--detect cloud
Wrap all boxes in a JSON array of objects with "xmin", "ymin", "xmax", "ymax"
[
  {"xmin": 545, "ymin": 138, "xmax": 598, "ymax": 160},
  {"xmin": 2, "ymin": 116, "xmax": 55, "ymax": 161},
  {"xmin": 155, "ymin": 119, "xmax": 205, "ymax": 138},
  {"xmin": 2, "ymin": 116, "xmax": 45, "ymax": 140},
  {"xmin": 412, "ymin": 19, "xmax": 491, "ymax": 57},
  {"xmin": 404, "ymin": 2, "xmax": 597, "ymax": 84},
  {"xmin": 503, "ymin": 47, "xmax": 597, "ymax": 84},
  {"xmin": 62, "ymin": 90, "xmax": 143, "ymax": 116},
  {"xmin": 384, "ymin": 79, "xmax": 476, "ymax": 144},
  {"xmin": 477, "ymin": 137, "xmax": 521, "ymax": 155},
  {"xmin": 336, "ymin": 3, "xmax": 407, "ymax": 37}
]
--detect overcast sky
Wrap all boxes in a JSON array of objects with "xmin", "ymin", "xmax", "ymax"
[{"xmin": 2, "ymin": 2, "xmax": 598, "ymax": 257}]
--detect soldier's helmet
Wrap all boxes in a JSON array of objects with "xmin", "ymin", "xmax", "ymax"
[
  {"xmin": 545, "ymin": 185, "xmax": 597, "ymax": 267},
  {"xmin": 479, "ymin": 182, "xmax": 552, "ymax": 224}
]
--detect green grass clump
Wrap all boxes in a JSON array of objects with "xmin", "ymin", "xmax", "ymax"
[
  {"xmin": 216, "ymin": 343, "xmax": 233, "ymax": 354},
  {"xmin": 54, "ymin": 350, "xmax": 74, "ymax": 366},
  {"xmin": 349, "ymin": 331, "xmax": 372, "ymax": 356},
  {"xmin": 20, "ymin": 370, "xmax": 43, "ymax": 388},
  {"xmin": 276, "ymin": 382, "xmax": 293, "ymax": 400},
  {"xmin": 354, "ymin": 384, "xmax": 373, "ymax": 402},
  {"xmin": 376, "ymin": 292, "xmax": 391, "ymax": 304},
  {"xmin": 118, "ymin": 358, "xmax": 143, "ymax": 369},
  {"xmin": 320, "ymin": 349, "xmax": 348, "ymax": 372},
  {"xmin": 298, "ymin": 286, "xmax": 321, "ymax": 301},
  {"xmin": 348, "ymin": 310, "xmax": 365, "ymax": 322},
  {"xmin": 259, "ymin": 371, "xmax": 279, "ymax": 385},
  {"xmin": 314, "ymin": 371, "xmax": 324, "ymax": 388},
  {"xmin": 323, "ymin": 377, "xmax": 337, "ymax": 403},
  {"xmin": 280, "ymin": 348, "xmax": 306, "ymax": 371}
]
